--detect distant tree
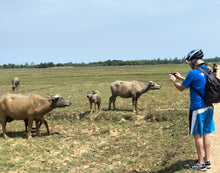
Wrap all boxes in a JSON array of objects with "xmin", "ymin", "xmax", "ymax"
[
  {"xmin": 48, "ymin": 62, "xmax": 55, "ymax": 67},
  {"xmin": 2, "ymin": 64, "xmax": 7, "ymax": 69},
  {"xmin": 1, "ymin": 56, "xmax": 220, "ymax": 69},
  {"xmin": 37, "ymin": 63, "xmax": 48, "ymax": 68},
  {"xmin": 24, "ymin": 63, "xmax": 29, "ymax": 68},
  {"xmin": 56, "ymin": 63, "xmax": 64, "ymax": 67}
]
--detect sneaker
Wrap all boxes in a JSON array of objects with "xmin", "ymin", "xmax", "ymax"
[
  {"xmin": 205, "ymin": 161, "xmax": 211, "ymax": 169},
  {"xmin": 188, "ymin": 163, "xmax": 207, "ymax": 171}
]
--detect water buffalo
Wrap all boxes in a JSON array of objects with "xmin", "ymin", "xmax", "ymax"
[
  {"xmin": 109, "ymin": 80, "xmax": 160, "ymax": 112},
  {"xmin": 87, "ymin": 91, "xmax": 101, "ymax": 114},
  {"xmin": 0, "ymin": 93, "xmax": 71, "ymax": 139},
  {"xmin": 12, "ymin": 77, "xmax": 19, "ymax": 91}
]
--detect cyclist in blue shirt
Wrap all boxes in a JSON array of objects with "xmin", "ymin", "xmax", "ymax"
[{"xmin": 169, "ymin": 49, "xmax": 215, "ymax": 171}]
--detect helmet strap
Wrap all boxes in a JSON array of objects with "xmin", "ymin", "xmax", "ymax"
[{"xmin": 191, "ymin": 59, "xmax": 198, "ymax": 69}]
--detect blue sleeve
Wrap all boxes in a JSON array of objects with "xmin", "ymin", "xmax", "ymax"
[{"xmin": 182, "ymin": 71, "xmax": 194, "ymax": 88}]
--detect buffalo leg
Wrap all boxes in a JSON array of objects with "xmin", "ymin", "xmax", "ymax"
[
  {"xmin": 132, "ymin": 97, "xmax": 137, "ymax": 112},
  {"xmin": 94, "ymin": 103, "xmax": 97, "ymax": 113},
  {"xmin": 25, "ymin": 118, "xmax": 49, "ymax": 134},
  {"xmin": 24, "ymin": 119, "xmax": 28, "ymax": 132},
  {"xmin": 108, "ymin": 96, "xmax": 112, "ymax": 110},
  {"xmin": 90, "ymin": 102, "xmax": 93, "ymax": 114},
  {"xmin": 97, "ymin": 102, "xmax": 101, "ymax": 112},
  {"xmin": 113, "ymin": 97, "xmax": 116, "ymax": 110},
  {"xmin": 132, "ymin": 97, "xmax": 135, "ymax": 112},
  {"xmin": 109, "ymin": 96, "xmax": 117, "ymax": 110},
  {"xmin": 27, "ymin": 118, "xmax": 33, "ymax": 139},
  {"xmin": 39, "ymin": 118, "xmax": 50, "ymax": 134},
  {"xmin": 43, "ymin": 119, "xmax": 50, "ymax": 134},
  {"xmin": 1, "ymin": 116, "xmax": 9, "ymax": 139},
  {"xmin": 39, "ymin": 119, "xmax": 43, "ymax": 128},
  {"xmin": 35, "ymin": 120, "xmax": 41, "ymax": 137},
  {"xmin": 111, "ymin": 96, "xmax": 116, "ymax": 110},
  {"xmin": 39, "ymin": 118, "xmax": 49, "ymax": 134},
  {"xmin": 135, "ymin": 98, "xmax": 138, "ymax": 112},
  {"xmin": 109, "ymin": 96, "xmax": 116, "ymax": 110}
]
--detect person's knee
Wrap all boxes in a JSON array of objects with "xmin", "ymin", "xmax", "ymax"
[
  {"xmin": 203, "ymin": 134, "xmax": 210, "ymax": 140},
  {"xmin": 194, "ymin": 134, "xmax": 202, "ymax": 139}
]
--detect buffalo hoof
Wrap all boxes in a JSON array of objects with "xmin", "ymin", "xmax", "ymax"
[
  {"xmin": 27, "ymin": 136, "xmax": 33, "ymax": 140},
  {"xmin": 3, "ymin": 134, "xmax": 9, "ymax": 140}
]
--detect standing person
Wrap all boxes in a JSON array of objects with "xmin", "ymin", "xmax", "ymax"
[
  {"xmin": 205, "ymin": 62, "xmax": 212, "ymax": 71},
  {"xmin": 169, "ymin": 49, "xmax": 215, "ymax": 171},
  {"xmin": 212, "ymin": 63, "xmax": 218, "ymax": 76}
]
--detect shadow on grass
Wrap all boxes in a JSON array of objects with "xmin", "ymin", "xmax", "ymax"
[
  {"xmin": 2, "ymin": 131, "xmax": 60, "ymax": 139},
  {"xmin": 129, "ymin": 159, "xmax": 195, "ymax": 173},
  {"xmin": 79, "ymin": 111, "xmax": 90, "ymax": 119},
  {"xmin": 103, "ymin": 108, "xmax": 134, "ymax": 112}
]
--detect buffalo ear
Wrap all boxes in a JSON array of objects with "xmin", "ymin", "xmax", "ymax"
[
  {"xmin": 47, "ymin": 93, "xmax": 53, "ymax": 99},
  {"xmin": 47, "ymin": 94, "xmax": 60, "ymax": 104},
  {"xmin": 47, "ymin": 93, "xmax": 60, "ymax": 99},
  {"xmin": 92, "ymin": 91, "xmax": 97, "ymax": 94}
]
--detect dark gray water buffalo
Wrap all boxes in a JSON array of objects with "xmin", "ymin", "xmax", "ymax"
[{"xmin": 109, "ymin": 80, "xmax": 161, "ymax": 112}]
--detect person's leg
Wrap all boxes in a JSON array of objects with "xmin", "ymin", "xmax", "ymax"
[
  {"xmin": 188, "ymin": 110, "xmax": 207, "ymax": 170},
  {"xmin": 194, "ymin": 134, "xmax": 204, "ymax": 165},
  {"xmin": 203, "ymin": 134, "xmax": 210, "ymax": 161}
]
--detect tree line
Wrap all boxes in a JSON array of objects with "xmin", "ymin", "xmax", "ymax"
[{"xmin": 0, "ymin": 57, "xmax": 219, "ymax": 69}]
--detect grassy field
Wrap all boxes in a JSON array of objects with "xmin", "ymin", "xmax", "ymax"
[{"xmin": 0, "ymin": 65, "xmax": 199, "ymax": 172}]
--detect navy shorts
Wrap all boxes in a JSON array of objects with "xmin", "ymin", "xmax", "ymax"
[{"xmin": 189, "ymin": 106, "xmax": 215, "ymax": 136}]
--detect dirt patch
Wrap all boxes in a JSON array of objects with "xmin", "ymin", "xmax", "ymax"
[
  {"xmin": 208, "ymin": 103, "xmax": 220, "ymax": 172},
  {"xmin": 208, "ymin": 71, "xmax": 220, "ymax": 172}
]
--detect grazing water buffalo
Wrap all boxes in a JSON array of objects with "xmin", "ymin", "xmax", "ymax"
[
  {"xmin": 0, "ymin": 93, "xmax": 71, "ymax": 139},
  {"xmin": 12, "ymin": 77, "xmax": 19, "ymax": 91},
  {"xmin": 109, "ymin": 80, "xmax": 161, "ymax": 112},
  {"xmin": 87, "ymin": 91, "xmax": 101, "ymax": 114}
]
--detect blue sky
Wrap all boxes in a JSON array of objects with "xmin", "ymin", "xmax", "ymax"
[{"xmin": 0, "ymin": 0, "xmax": 220, "ymax": 65}]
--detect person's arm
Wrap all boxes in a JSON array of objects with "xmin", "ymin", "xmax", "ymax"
[{"xmin": 169, "ymin": 74, "xmax": 185, "ymax": 91}]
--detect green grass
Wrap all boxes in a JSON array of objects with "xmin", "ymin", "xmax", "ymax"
[{"xmin": 0, "ymin": 65, "xmax": 199, "ymax": 172}]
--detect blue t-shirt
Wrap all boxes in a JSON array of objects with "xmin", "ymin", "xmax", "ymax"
[{"xmin": 182, "ymin": 66, "xmax": 208, "ymax": 110}]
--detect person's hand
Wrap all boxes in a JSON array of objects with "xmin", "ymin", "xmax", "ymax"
[
  {"xmin": 174, "ymin": 72, "xmax": 181, "ymax": 79},
  {"xmin": 169, "ymin": 74, "xmax": 176, "ymax": 82},
  {"xmin": 172, "ymin": 72, "xmax": 185, "ymax": 81}
]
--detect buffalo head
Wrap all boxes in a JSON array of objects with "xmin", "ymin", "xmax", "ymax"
[
  {"xmin": 48, "ymin": 94, "xmax": 72, "ymax": 108},
  {"xmin": 147, "ymin": 81, "xmax": 161, "ymax": 90}
]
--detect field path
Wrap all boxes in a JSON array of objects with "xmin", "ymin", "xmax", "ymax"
[{"xmin": 207, "ymin": 71, "xmax": 220, "ymax": 172}]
